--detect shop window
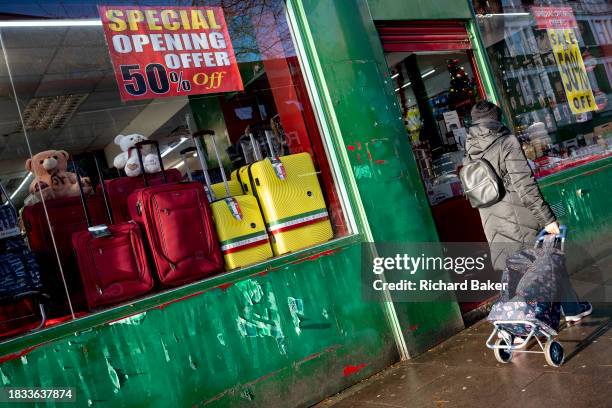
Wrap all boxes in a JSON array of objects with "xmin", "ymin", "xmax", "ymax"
[
  {"xmin": 473, "ymin": 0, "xmax": 612, "ymax": 178},
  {"xmin": 0, "ymin": 1, "xmax": 349, "ymax": 341}
]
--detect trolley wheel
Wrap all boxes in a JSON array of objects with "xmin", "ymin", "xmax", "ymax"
[
  {"xmin": 493, "ymin": 338, "xmax": 513, "ymax": 363},
  {"xmin": 544, "ymin": 339, "xmax": 565, "ymax": 367}
]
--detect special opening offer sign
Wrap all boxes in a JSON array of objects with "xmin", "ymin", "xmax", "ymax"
[{"xmin": 98, "ymin": 6, "xmax": 244, "ymax": 101}]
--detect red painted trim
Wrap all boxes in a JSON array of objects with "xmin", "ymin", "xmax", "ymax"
[
  {"xmin": 0, "ymin": 345, "xmax": 40, "ymax": 364},
  {"xmin": 343, "ymin": 363, "xmax": 367, "ymax": 376}
]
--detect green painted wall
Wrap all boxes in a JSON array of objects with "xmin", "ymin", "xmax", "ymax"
[
  {"xmin": 539, "ymin": 158, "xmax": 612, "ymax": 273},
  {"xmin": 0, "ymin": 240, "xmax": 397, "ymax": 408},
  {"xmin": 367, "ymin": 0, "xmax": 471, "ymax": 20},
  {"xmin": 298, "ymin": 0, "xmax": 463, "ymax": 356}
]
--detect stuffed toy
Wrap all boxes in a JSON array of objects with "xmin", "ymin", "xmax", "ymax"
[
  {"xmin": 113, "ymin": 134, "xmax": 161, "ymax": 177},
  {"xmin": 25, "ymin": 150, "xmax": 92, "ymax": 205}
]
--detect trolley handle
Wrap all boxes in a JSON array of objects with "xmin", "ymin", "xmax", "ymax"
[
  {"xmin": 179, "ymin": 146, "xmax": 197, "ymax": 182},
  {"xmin": 134, "ymin": 140, "xmax": 167, "ymax": 186},
  {"xmin": 535, "ymin": 225, "xmax": 567, "ymax": 250}
]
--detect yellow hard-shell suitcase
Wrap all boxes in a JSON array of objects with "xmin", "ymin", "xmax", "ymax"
[
  {"xmin": 192, "ymin": 130, "xmax": 273, "ymax": 270},
  {"xmin": 248, "ymin": 131, "xmax": 333, "ymax": 255},
  {"xmin": 211, "ymin": 179, "xmax": 243, "ymax": 198}
]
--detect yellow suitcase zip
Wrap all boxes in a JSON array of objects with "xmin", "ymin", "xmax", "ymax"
[
  {"xmin": 191, "ymin": 128, "xmax": 273, "ymax": 269},
  {"xmin": 248, "ymin": 130, "xmax": 333, "ymax": 255}
]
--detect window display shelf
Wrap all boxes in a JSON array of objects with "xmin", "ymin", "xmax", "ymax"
[{"xmin": 0, "ymin": 234, "xmax": 361, "ymax": 359}]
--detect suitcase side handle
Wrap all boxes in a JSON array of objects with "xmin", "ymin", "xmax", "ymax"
[{"xmin": 134, "ymin": 140, "xmax": 167, "ymax": 187}]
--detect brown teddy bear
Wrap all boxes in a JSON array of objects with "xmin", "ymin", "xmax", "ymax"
[{"xmin": 25, "ymin": 150, "xmax": 91, "ymax": 204}]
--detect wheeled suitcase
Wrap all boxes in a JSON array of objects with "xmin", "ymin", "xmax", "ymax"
[
  {"xmin": 0, "ymin": 180, "xmax": 48, "ymax": 337},
  {"xmin": 127, "ymin": 140, "xmax": 223, "ymax": 286},
  {"xmin": 22, "ymin": 194, "xmax": 108, "ymax": 260},
  {"xmin": 192, "ymin": 130, "xmax": 272, "ymax": 270},
  {"xmin": 98, "ymin": 168, "xmax": 182, "ymax": 223},
  {"xmin": 72, "ymin": 155, "xmax": 154, "ymax": 310},
  {"xmin": 246, "ymin": 129, "xmax": 333, "ymax": 255}
]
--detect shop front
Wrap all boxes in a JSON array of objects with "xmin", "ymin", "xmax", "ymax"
[{"xmin": 0, "ymin": 0, "xmax": 608, "ymax": 407}]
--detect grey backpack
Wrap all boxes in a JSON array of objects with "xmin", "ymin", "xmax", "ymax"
[{"xmin": 459, "ymin": 139, "xmax": 505, "ymax": 208}]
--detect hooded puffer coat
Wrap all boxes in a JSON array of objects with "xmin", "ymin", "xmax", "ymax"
[{"xmin": 465, "ymin": 120, "xmax": 556, "ymax": 271}]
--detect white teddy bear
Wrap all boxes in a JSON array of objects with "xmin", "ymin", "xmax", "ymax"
[{"xmin": 113, "ymin": 134, "xmax": 161, "ymax": 177}]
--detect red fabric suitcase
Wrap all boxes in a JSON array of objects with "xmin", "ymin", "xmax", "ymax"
[
  {"xmin": 97, "ymin": 169, "xmax": 182, "ymax": 223},
  {"xmin": 127, "ymin": 141, "xmax": 224, "ymax": 286},
  {"xmin": 72, "ymin": 157, "xmax": 154, "ymax": 310},
  {"xmin": 22, "ymin": 195, "xmax": 108, "ymax": 259}
]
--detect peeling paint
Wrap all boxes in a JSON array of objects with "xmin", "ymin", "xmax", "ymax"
[
  {"xmin": 109, "ymin": 312, "xmax": 146, "ymax": 326},
  {"xmin": 288, "ymin": 297, "xmax": 305, "ymax": 335},
  {"xmin": 236, "ymin": 280, "xmax": 286, "ymax": 354},
  {"xmin": 105, "ymin": 357, "xmax": 120, "ymax": 390},
  {"xmin": 161, "ymin": 339, "xmax": 170, "ymax": 362},
  {"xmin": 0, "ymin": 367, "xmax": 10, "ymax": 385}
]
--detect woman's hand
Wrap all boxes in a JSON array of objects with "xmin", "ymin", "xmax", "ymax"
[{"xmin": 544, "ymin": 221, "xmax": 560, "ymax": 235}]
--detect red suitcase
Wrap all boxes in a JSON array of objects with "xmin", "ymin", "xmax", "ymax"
[
  {"xmin": 127, "ymin": 140, "xmax": 224, "ymax": 286},
  {"xmin": 22, "ymin": 195, "xmax": 108, "ymax": 259},
  {"xmin": 97, "ymin": 168, "xmax": 182, "ymax": 223},
  {"xmin": 72, "ymin": 155, "xmax": 154, "ymax": 310}
]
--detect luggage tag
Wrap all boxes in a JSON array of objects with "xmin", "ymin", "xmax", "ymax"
[
  {"xmin": 224, "ymin": 197, "xmax": 243, "ymax": 221},
  {"xmin": 89, "ymin": 224, "xmax": 112, "ymax": 239},
  {"xmin": 269, "ymin": 156, "xmax": 286, "ymax": 180},
  {"xmin": 263, "ymin": 130, "xmax": 286, "ymax": 181}
]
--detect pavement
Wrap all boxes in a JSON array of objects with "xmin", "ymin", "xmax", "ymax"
[{"xmin": 315, "ymin": 256, "xmax": 612, "ymax": 408}]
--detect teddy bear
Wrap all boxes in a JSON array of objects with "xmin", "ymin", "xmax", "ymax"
[
  {"xmin": 25, "ymin": 150, "xmax": 92, "ymax": 205},
  {"xmin": 113, "ymin": 134, "xmax": 161, "ymax": 177}
]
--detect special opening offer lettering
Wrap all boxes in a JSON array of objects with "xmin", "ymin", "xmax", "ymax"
[{"xmin": 98, "ymin": 6, "xmax": 244, "ymax": 101}]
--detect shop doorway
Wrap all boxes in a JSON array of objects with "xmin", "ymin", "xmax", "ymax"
[{"xmin": 377, "ymin": 22, "xmax": 496, "ymax": 317}]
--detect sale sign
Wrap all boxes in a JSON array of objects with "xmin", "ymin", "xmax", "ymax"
[
  {"xmin": 532, "ymin": 6, "xmax": 577, "ymax": 30},
  {"xmin": 547, "ymin": 29, "xmax": 597, "ymax": 114},
  {"xmin": 97, "ymin": 6, "xmax": 244, "ymax": 101}
]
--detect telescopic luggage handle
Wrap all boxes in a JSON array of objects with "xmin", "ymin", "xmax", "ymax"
[
  {"xmin": 134, "ymin": 140, "xmax": 167, "ymax": 187},
  {"xmin": 179, "ymin": 146, "xmax": 197, "ymax": 182},
  {"xmin": 74, "ymin": 153, "xmax": 114, "ymax": 229},
  {"xmin": 191, "ymin": 129, "xmax": 232, "ymax": 199}
]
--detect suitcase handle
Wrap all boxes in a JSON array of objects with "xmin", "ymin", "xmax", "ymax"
[
  {"xmin": 73, "ymin": 157, "xmax": 93, "ymax": 228},
  {"xmin": 179, "ymin": 146, "xmax": 197, "ymax": 182},
  {"xmin": 134, "ymin": 140, "xmax": 167, "ymax": 187},
  {"xmin": 191, "ymin": 129, "xmax": 231, "ymax": 199},
  {"xmin": 74, "ymin": 153, "xmax": 115, "ymax": 226},
  {"xmin": 186, "ymin": 114, "xmax": 216, "ymax": 201}
]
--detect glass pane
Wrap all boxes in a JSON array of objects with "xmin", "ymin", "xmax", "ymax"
[
  {"xmin": 473, "ymin": 1, "xmax": 612, "ymax": 178},
  {"xmin": 0, "ymin": 0, "xmax": 349, "ymax": 340}
]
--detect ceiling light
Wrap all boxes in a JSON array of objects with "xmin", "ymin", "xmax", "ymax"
[
  {"xmin": 0, "ymin": 19, "xmax": 102, "ymax": 28},
  {"xmin": 10, "ymin": 172, "xmax": 32, "ymax": 200},
  {"xmin": 21, "ymin": 94, "xmax": 88, "ymax": 131},
  {"xmin": 476, "ymin": 13, "xmax": 530, "ymax": 18},
  {"xmin": 394, "ymin": 69, "xmax": 435, "ymax": 92},
  {"xmin": 161, "ymin": 137, "xmax": 188, "ymax": 158},
  {"xmin": 391, "ymin": 73, "xmax": 399, "ymax": 79}
]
